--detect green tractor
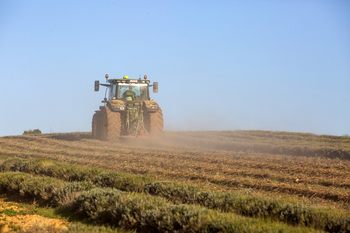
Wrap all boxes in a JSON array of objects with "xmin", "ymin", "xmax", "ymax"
[{"xmin": 92, "ymin": 74, "xmax": 163, "ymax": 141}]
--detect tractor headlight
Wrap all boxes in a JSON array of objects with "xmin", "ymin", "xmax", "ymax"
[{"xmin": 120, "ymin": 106, "xmax": 125, "ymax": 110}]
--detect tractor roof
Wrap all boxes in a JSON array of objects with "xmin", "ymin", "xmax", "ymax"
[{"xmin": 108, "ymin": 79, "xmax": 151, "ymax": 84}]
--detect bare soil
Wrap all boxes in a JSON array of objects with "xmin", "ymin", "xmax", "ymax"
[{"xmin": 0, "ymin": 198, "xmax": 69, "ymax": 233}]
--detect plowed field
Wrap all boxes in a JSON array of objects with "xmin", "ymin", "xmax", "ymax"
[
  {"xmin": 0, "ymin": 130, "xmax": 349, "ymax": 232},
  {"xmin": 1, "ymin": 131, "xmax": 349, "ymax": 210}
]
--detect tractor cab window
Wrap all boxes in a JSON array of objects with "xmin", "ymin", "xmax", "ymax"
[
  {"xmin": 109, "ymin": 84, "xmax": 117, "ymax": 100},
  {"xmin": 117, "ymin": 83, "xmax": 148, "ymax": 100}
]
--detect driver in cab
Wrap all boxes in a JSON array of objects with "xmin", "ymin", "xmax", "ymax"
[{"xmin": 123, "ymin": 86, "xmax": 137, "ymax": 101}]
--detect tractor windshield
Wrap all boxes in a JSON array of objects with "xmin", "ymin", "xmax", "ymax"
[{"xmin": 117, "ymin": 83, "xmax": 148, "ymax": 100}]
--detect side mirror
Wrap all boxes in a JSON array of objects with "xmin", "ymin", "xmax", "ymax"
[
  {"xmin": 153, "ymin": 82, "xmax": 158, "ymax": 93},
  {"xmin": 94, "ymin": 81, "xmax": 100, "ymax": 91}
]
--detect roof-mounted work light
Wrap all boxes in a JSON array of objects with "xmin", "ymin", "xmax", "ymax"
[
  {"xmin": 144, "ymin": 75, "xmax": 147, "ymax": 79},
  {"xmin": 105, "ymin": 74, "xmax": 109, "ymax": 79}
]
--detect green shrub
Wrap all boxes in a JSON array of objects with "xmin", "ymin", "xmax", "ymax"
[
  {"xmin": 0, "ymin": 172, "xmax": 66, "ymax": 201},
  {"xmin": 19, "ymin": 176, "xmax": 66, "ymax": 201},
  {"xmin": 23, "ymin": 129, "xmax": 42, "ymax": 135},
  {"xmin": 92, "ymin": 172, "xmax": 150, "ymax": 192},
  {"xmin": 0, "ymin": 172, "xmax": 29, "ymax": 192},
  {"xmin": 71, "ymin": 188, "xmax": 316, "ymax": 232},
  {"xmin": 72, "ymin": 188, "xmax": 126, "ymax": 220},
  {"xmin": 143, "ymin": 181, "xmax": 203, "ymax": 204},
  {"xmin": 1, "ymin": 158, "xmax": 349, "ymax": 232},
  {"xmin": 0, "ymin": 157, "xmax": 42, "ymax": 174},
  {"xmin": 53, "ymin": 181, "xmax": 96, "ymax": 206}
]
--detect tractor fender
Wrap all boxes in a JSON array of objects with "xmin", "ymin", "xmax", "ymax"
[
  {"xmin": 143, "ymin": 100, "xmax": 159, "ymax": 112},
  {"xmin": 108, "ymin": 100, "xmax": 126, "ymax": 112}
]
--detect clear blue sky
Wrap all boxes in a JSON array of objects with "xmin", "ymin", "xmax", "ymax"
[{"xmin": 1, "ymin": 0, "xmax": 349, "ymax": 136}]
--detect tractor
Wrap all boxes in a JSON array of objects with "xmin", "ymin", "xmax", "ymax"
[{"xmin": 92, "ymin": 74, "xmax": 163, "ymax": 141}]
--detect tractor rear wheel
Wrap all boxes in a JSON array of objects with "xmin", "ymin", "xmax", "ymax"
[
  {"xmin": 147, "ymin": 108, "xmax": 163, "ymax": 138},
  {"xmin": 92, "ymin": 111, "xmax": 102, "ymax": 139},
  {"xmin": 101, "ymin": 106, "xmax": 121, "ymax": 141}
]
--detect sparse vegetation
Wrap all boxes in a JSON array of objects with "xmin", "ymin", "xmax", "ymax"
[
  {"xmin": 0, "ymin": 130, "xmax": 349, "ymax": 232},
  {"xmin": 0, "ymin": 172, "xmax": 322, "ymax": 232},
  {"xmin": 23, "ymin": 129, "xmax": 42, "ymax": 135},
  {"xmin": 0, "ymin": 158, "xmax": 349, "ymax": 232}
]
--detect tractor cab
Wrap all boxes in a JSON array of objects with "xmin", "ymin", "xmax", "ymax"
[{"xmin": 95, "ymin": 75, "xmax": 158, "ymax": 102}]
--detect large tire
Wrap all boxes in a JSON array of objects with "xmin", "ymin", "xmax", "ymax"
[
  {"xmin": 92, "ymin": 111, "xmax": 102, "ymax": 139},
  {"xmin": 100, "ymin": 106, "xmax": 121, "ymax": 141},
  {"xmin": 148, "ymin": 108, "xmax": 163, "ymax": 138}
]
